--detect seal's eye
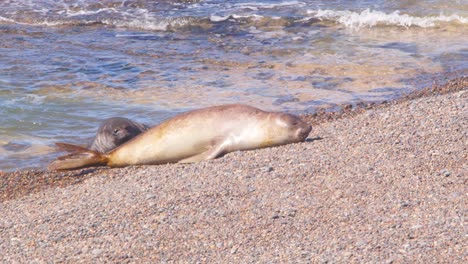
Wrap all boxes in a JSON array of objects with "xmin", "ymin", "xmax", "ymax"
[{"xmin": 113, "ymin": 129, "xmax": 119, "ymax": 134}]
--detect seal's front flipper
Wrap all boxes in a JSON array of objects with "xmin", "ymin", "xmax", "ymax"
[{"xmin": 178, "ymin": 140, "xmax": 229, "ymax": 163}]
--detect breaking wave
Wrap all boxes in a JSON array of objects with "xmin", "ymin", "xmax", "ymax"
[
  {"xmin": 307, "ymin": 9, "xmax": 468, "ymax": 29},
  {"xmin": 2, "ymin": 1, "xmax": 467, "ymax": 32}
]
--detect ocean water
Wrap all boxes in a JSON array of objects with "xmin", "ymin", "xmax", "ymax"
[{"xmin": 0, "ymin": 0, "xmax": 467, "ymax": 171}]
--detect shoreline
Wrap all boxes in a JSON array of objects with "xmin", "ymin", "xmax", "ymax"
[
  {"xmin": 1, "ymin": 76, "xmax": 466, "ymax": 202},
  {"xmin": 1, "ymin": 75, "xmax": 466, "ymax": 262},
  {"xmin": 301, "ymin": 75, "xmax": 467, "ymax": 125}
]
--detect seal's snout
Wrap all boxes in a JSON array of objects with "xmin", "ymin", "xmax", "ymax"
[
  {"xmin": 296, "ymin": 123, "xmax": 312, "ymax": 140},
  {"xmin": 278, "ymin": 114, "xmax": 311, "ymax": 141}
]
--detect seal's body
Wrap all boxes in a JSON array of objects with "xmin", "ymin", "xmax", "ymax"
[
  {"xmin": 48, "ymin": 104, "xmax": 311, "ymax": 170},
  {"xmin": 90, "ymin": 117, "xmax": 149, "ymax": 153}
]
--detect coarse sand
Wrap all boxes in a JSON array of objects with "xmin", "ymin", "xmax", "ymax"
[{"xmin": 0, "ymin": 77, "xmax": 466, "ymax": 263}]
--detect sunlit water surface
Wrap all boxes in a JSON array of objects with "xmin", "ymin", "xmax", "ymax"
[{"xmin": 0, "ymin": 0, "xmax": 467, "ymax": 171}]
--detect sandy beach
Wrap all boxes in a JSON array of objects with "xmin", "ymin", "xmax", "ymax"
[{"xmin": 0, "ymin": 77, "xmax": 466, "ymax": 262}]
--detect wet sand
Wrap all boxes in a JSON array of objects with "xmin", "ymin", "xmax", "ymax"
[{"xmin": 1, "ymin": 76, "xmax": 467, "ymax": 262}]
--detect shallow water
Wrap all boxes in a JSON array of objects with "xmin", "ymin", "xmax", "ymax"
[{"xmin": 0, "ymin": 0, "xmax": 467, "ymax": 171}]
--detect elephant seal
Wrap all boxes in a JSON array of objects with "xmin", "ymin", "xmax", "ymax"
[
  {"xmin": 48, "ymin": 104, "xmax": 312, "ymax": 170},
  {"xmin": 90, "ymin": 117, "xmax": 149, "ymax": 153}
]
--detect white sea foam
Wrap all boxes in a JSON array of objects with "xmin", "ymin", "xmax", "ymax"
[
  {"xmin": 0, "ymin": 15, "xmax": 15, "ymax": 23},
  {"xmin": 236, "ymin": 1, "xmax": 306, "ymax": 10},
  {"xmin": 210, "ymin": 15, "xmax": 231, "ymax": 22},
  {"xmin": 210, "ymin": 14, "xmax": 264, "ymax": 22},
  {"xmin": 64, "ymin": 7, "xmax": 118, "ymax": 17},
  {"xmin": 25, "ymin": 94, "xmax": 46, "ymax": 105},
  {"xmin": 0, "ymin": 15, "xmax": 93, "ymax": 27},
  {"xmin": 232, "ymin": 14, "xmax": 264, "ymax": 20},
  {"xmin": 103, "ymin": 16, "xmax": 194, "ymax": 31},
  {"xmin": 209, "ymin": 1, "xmax": 302, "ymax": 22},
  {"xmin": 307, "ymin": 9, "xmax": 468, "ymax": 29}
]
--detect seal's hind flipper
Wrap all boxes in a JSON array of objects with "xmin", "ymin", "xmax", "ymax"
[
  {"xmin": 55, "ymin": 142, "xmax": 90, "ymax": 153},
  {"xmin": 178, "ymin": 140, "xmax": 229, "ymax": 163},
  {"xmin": 48, "ymin": 143, "xmax": 108, "ymax": 171}
]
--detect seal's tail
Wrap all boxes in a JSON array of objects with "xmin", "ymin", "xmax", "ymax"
[{"xmin": 48, "ymin": 143, "xmax": 109, "ymax": 171}]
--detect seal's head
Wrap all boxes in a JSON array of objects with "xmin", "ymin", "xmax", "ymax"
[
  {"xmin": 272, "ymin": 113, "xmax": 312, "ymax": 142},
  {"xmin": 90, "ymin": 117, "xmax": 149, "ymax": 153}
]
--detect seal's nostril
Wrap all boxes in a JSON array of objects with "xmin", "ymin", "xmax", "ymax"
[{"xmin": 297, "ymin": 124, "xmax": 312, "ymax": 139}]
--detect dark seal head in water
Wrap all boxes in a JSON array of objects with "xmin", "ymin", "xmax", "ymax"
[{"xmin": 90, "ymin": 117, "xmax": 149, "ymax": 153}]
